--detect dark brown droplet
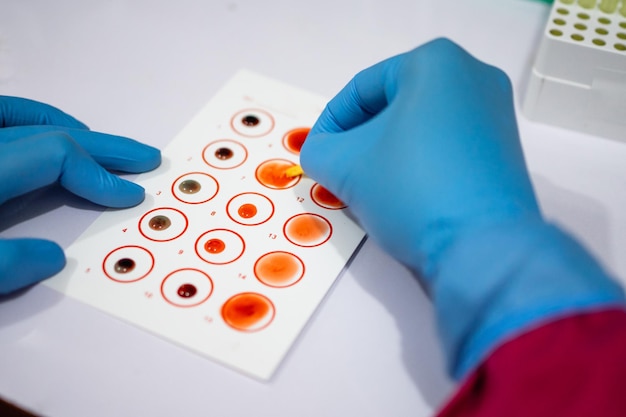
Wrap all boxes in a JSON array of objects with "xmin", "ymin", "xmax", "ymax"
[
  {"xmin": 214, "ymin": 147, "xmax": 234, "ymax": 160},
  {"xmin": 177, "ymin": 283, "xmax": 197, "ymax": 298},
  {"xmin": 114, "ymin": 258, "xmax": 135, "ymax": 273},
  {"xmin": 241, "ymin": 115, "xmax": 259, "ymax": 126},
  {"xmin": 149, "ymin": 215, "xmax": 171, "ymax": 230}
]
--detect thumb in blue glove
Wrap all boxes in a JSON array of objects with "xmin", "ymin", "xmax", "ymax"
[{"xmin": 0, "ymin": 96, "xmax": 161, "ymax": 295}]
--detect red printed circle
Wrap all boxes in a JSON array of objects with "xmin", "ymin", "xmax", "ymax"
[
  {"xmin": 195, "ymin": 229, "xmax": 245, "ymax": 265},
  {"xmin": 171, "ymin": 172, "xmax": 219, "ymax": 204},
  {"xmin": 138, "ymin": 207, "xmax": 188, "ymax": 242},
  {"xmin": 202, "ymin": 139, "xmax": 248, "ymax": 170},
  {"xmin": 102, "ymin": 245, "xmax": 155, "ymax": 283},
  {"xmin": 160, "ymin": 268, "xmax": 213, "ymax": 308},
  {"xmin": 226, "ymin": 192, "xmax": 275, "ymax": 226},
  {"xmin": 230, "ymin": 109, "xmax": 275, "ymax": 137}
]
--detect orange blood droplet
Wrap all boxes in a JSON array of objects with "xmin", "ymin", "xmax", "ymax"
[
  {"xmin": 204, "ymin": 238, "xmax": 225, "ymax": 254},
  {"xmin": 221, "ymin": 293, "xmax": 274, "ymax": 331},
  {"xmin": 237, "ymin": 203, "xmax": 257, "ymax": 218},
  {"xmin": 256, "ymin": 160, "xmax": 298, "ymax": 189},
  {"xmin": 255, "ymin": 252, "xmax": 303, "ymax": 287},
  {"xmin": 283, "ymin": 127, "xmax": 310, "ymax": 154}
]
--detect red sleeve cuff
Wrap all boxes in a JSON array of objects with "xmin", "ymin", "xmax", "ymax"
[{"xmin": 437, "ymin": 308, "xmax": 626, "ymax": 417}]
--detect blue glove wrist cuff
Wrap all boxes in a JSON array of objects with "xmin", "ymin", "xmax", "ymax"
[{"xmin": 431, "ymin": 219, "xmax": 626, "ymax": 380}]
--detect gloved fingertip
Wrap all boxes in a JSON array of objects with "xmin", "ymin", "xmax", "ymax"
[
  {"xmin": 136, "ymin": 145, "xmax": 162, "ymax": 172},
  {"xmin": 104, "ymin": 180, "xmax": 146, "ymax": 208},
  {"xmin": 0, "ymin": 239, "xmax": 66, "ymax": 295},
  {"xmin": 125, "ymin": 181, "xmax": 147, "ymax": 206},
  {"xmin": 31, "ymin": 239, "xmax": 66, "ymax": 270},
  {"xmin": 89, "ymin": 135, "xmax": 162, "ymax": 173}
]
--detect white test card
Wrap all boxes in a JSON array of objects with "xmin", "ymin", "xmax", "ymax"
[{"xmin": 46, "ymin": 70, "xmax": 366, "ymax": 380}]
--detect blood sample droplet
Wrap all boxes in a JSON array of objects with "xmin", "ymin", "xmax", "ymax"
[
  {"xmin": 204, "ymin": 238, "xmax": 226, "ymax": 254},
  {"xmin": 214, "ymin": 147, "xmax": 234, "ymax": 160},
  {"xmin": 237, "ymin": 203, "xmax": 257, "ymax": 218},
  {"xmin": 254, "ymin": 252, "xmax": 304, "ymax": 287},
  {"xmin": 114, "ymin": 258, "xmax": 136, "ymax": 274},
  {"xmin": 221, "ymin": 293, "xmax": 274, "ymax": 331},
  {"xmin": 149, "ymin": 215, "xmax": 171, "ymax": 230},
  {"xmin": 241, "ymin": 114, "xmax": 260, "ymax": 126},
  {"xmin": 177, "ymin": 283, "xmax": 197, "ymax": 298},
  {"xmin": 178, "ymin": 179, "xmax": 201, "ymax": 194},
  {"xmin": 256, "ymin": 160, "xmax": 299, "ymax": 189},
  {"xmin": 283, "ymin": 127, "xmax": 310, "ymax": 154}
]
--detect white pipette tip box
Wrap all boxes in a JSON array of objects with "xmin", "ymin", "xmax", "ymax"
[{"xmin": 523, "ymin": 0, "xmax": 626, "ymax": 141}]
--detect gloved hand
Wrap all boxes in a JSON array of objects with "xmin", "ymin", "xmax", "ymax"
[
  {"xmin": 301, "ymin": 38, "xmax": 625, "ymax": 379},
  {"xmin": 0, "ymin": 96, "xmax": 161, "ymax": 295},
  {"xmin": 302, "ymin": 37, "xmax": 540, "ymax": 279}
]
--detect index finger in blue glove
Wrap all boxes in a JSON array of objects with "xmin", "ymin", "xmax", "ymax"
[
  {"xmin": 0, "ymin": 96, "xmax": 88, "ymax": 129},
  {"xmin": 0, "ymin": 238, "xmax": 65, "ymax": 295},
  {"xmin": 0, "ymin": 125, "xmax": 161, "ymax": 173},
  {"xmin": 0, "ymin": 131, "xmax": 146, "ymax": 207}
]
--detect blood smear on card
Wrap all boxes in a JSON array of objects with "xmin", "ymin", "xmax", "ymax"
[
  {"xmin": 254, "ymin": 252, "xmax": 304, "ymax": 287},
  {"xmin": 284, "ymin": 213, "xmax": 332, "ymax": 246},
  {"xmin": 283, "ymin": 127, "xmax": 310, "ymax": 154},
  {"xmin": 255, "ymin": 160, "xmax": 299, "ymax": 189},
  {"xmin": 221, "ymin": 293, "xmax": 275, "ymax": 331},
  {"xmin": 311, "ymin": 184, "xmax": 346, "ymax": 209}
]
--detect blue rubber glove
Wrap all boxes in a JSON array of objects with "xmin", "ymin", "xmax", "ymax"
[
  {"xmin": 301, "ymin": 38, "xmax": 625, "ymax": 379},
  {"xmin": 0, "ymin": 96, "xmax": 161, "ymax": 295}
]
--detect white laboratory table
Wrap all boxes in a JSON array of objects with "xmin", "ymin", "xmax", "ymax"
[{"xmin": 2, "ymin": 1, "xmax": 626, "ymax": 416}]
